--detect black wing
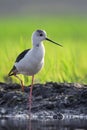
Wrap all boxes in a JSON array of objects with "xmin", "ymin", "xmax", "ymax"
[
  {"xmin": 8, "ymin": 49, "xmax": 30, "ymax": 76},
  {"xmin": 15, "ymin": 49, "xmax": 30, "ymax": 62}
]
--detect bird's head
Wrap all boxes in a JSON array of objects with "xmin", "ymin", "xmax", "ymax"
[{"xmin": 32, "ymin": 29, "xmax": 63, "ymax": 47}]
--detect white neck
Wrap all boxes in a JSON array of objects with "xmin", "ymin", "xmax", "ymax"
[
  {"xmin": 31, "ymin": 40, "xmax": 45, "ymax": 60},
  {"xmin": 32, "ymin": 39, "xmax": 43, "ymax": 48}
]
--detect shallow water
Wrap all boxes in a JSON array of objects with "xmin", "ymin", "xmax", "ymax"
[{"xmin": 0, "ymin": 117, "xmax": 87, "ymax": 130}]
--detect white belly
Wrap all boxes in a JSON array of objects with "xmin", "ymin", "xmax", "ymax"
[
  {"xmin": 16, "ymin": 58, "xmax": 44, "ymax": 76},
  {"xmin": 15, "ymin": 44, "xmax": 45, "ymax": 76}
]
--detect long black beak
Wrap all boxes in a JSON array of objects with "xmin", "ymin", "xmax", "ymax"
[{"xmin": 46, "ymin": 38, "xmax": 63, "ymax": 47}]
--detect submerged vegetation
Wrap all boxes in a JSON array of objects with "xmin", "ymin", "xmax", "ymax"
[{"xmin": 0, "ymin": 16, "xmax": 87, "ymax": 85}]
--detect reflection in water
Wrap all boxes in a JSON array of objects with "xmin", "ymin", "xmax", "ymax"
[{"xmin": 0, "ymin": 117, "xmax": 87, "ymax": 130}]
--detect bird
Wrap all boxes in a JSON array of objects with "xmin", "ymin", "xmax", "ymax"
[{"xmin": 8, "ymin": 29, "xmax": 62, "ymax": 115}]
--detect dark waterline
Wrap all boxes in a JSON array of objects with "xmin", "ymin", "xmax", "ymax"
[{"xmin": 0, "ymin": 118, "xmax": 87, "ymax": 130}]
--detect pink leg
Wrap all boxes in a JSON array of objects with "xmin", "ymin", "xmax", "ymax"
[
  {"xmin": 14, "ymin": 75, "xmax": 24, "ymax": 92},
  {"xmin": 29, "ymin": 75, "xmax": 34, "ymax": 117}
]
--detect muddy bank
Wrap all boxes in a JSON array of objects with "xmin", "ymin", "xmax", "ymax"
[{"xmin": 0, "ymin": 82, "xmax": 87, "ymax": 119}]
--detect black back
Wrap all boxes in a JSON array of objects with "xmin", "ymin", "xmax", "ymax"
[{"xmin": 15, "ymin": 49, "xmax": 30, "ymax": 62}]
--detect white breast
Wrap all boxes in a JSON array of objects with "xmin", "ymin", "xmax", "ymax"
[{"xmin": 15, "ymin": 44, "xmax": 45, "ymax": 76}]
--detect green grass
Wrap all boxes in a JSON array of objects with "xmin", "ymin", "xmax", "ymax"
[{"xmin": 0, "ymin": 16, "xmax": 87, "ymax": 85}]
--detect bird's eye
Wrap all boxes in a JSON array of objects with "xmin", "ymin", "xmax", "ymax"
[{"xmin": 40, "ymin": 33, "xmax": 43, "ymax": 36}]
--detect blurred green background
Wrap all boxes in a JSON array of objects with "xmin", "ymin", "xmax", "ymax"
[{"xmin": 0, "ymin": 0, "xmax": 87, "ymax": 85}]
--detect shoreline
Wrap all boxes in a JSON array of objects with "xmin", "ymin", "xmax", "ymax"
[{"xmin": 0, "ymin": 82, "xmax": 87, "ymax": 120}]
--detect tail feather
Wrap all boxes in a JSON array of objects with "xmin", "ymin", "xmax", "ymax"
[
  {"xmin": 8, "ymin": 71, "xmax": 14, "ymax": 76},
  {"xmin": 8, "ymin": 66, "xmax": 17, "ymax": 76}
]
